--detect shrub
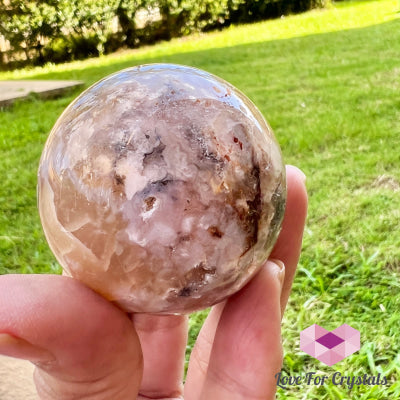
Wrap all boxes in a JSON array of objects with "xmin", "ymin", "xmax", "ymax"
[
  {"xmin": 229, "ymin": 0, "xmax": 327, "ymax": 24},
  {"xmin": 0, "ymin": 0, "xmax": 328, "ymax": 69},
  {"xmin": 0, "ymin": 1, "xmax": 61, "ymax": 62}
]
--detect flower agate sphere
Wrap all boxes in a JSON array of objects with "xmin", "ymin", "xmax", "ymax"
[{"xmin": 38, "ymin": 64, "xmax": 286, "ymax": 314}]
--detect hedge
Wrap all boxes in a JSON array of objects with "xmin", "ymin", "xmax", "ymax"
[{"xmin": 0, "ymin": 0, "xmax": 327, "ymax": 69}]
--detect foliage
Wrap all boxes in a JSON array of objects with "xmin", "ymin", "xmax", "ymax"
[
  {"xmin": 230, "ymin": 0, "xmax": 327, "ymax": 23},
  {"xmin": 59, "ymin": 0, "xmax": 117, "ymax": 54},
  {"xmin": 0, "ymin": 0, "xmax": 326, "ymax": 69},
  {"xmin": 0, "ymin": 1, "xmax": 60, "ymax": 61},
  {"xmin": 1, "ymin": 2, "xmax": 399, "ymax": 398},
  {"xmin": 153, "ymin": 0, "xmax": 238, "ymax": 37}
]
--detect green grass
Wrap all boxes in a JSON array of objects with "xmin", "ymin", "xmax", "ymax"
[{"xmin": 1, "ymin": 0, "xmax": 400, "ymax": 397}]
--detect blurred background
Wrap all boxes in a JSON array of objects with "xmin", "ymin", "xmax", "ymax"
[
  {"xmin": 1, "ymin": 0, "xmax": 324, "ymax": 70},
  {"xmin": 1, "ymin": 0, "xmax": 399, "ymax": 399}
]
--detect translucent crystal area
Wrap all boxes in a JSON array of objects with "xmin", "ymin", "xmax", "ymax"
[{"xmin": 38, "ymin": 64, "xmax": 286, "ymax": 314}]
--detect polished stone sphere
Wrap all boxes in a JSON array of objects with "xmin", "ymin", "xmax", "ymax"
[{"xmin": 38, "ymin": 64, "xmax": 286, "ymax": 314}]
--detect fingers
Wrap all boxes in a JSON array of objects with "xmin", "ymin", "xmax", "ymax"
[
  {"xmin": 0, "ymin": 165, "xmax": 307, "ymax": 400},
  {"xmin": 270, "ymin": 165, "xmax": 308, "ymax": 313},
  {"xmin": 184, "ymin": 302, "xmax": 225, "ymax": 396},
  {"xmin": 186, "ymin": 261, "xmax": 285, "ymax": 400},
  {"xmin": 185, "ymin": 165, "xmax": 307, "ymax": 399},
  {"xmin": 132, "ymin": 165, "xmax": 307, "ymax": 399},
  {"xmin": 132, "ymin": 313, "xmax": 188, "ymax": 399},
  {"xmin": 0, "ymin": 274, "xmax": 143, "ymax": 400}
]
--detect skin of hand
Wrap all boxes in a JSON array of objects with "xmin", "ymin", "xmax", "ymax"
[{"xmin": 0, "ymin": 164, "xmax": 307, "ymax": 400}]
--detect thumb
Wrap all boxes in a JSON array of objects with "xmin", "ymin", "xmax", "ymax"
[
  {"xmin": 186, "ymin": 260, "xmax": 285, "ymax": 400},
  {"xmin": 0, "ymin": 274, "xmax": 143, "ymax": 400}
]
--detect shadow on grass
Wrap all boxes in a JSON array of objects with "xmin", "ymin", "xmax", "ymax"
[
  {"xmin": 15, "ymin": 18, "xmax": 399, "ymax": 86},
  {"xmin": 6, "ymin": 18, "xmax": 398, "ymax": 156}
]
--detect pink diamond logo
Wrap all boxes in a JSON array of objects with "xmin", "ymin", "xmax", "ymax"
[{"xmin": 300, "ymin": 324, "xmax": 360, "ymax": 366}]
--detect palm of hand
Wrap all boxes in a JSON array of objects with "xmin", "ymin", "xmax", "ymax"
[{"xmin": 0, "ymin": 166, "xmax": 307, "ymax": 400}]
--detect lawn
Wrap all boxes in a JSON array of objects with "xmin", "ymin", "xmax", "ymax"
[{"xmin": 1, "ymin": 0, "xmax": 400, "ymax": 398}]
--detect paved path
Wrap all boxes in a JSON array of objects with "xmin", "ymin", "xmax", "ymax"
[
  {"xmin": 0, "ymin": 80, "xmax": 84, "ymax": 107},
  {"xmin": 0, "ymin": 355, "xmax": 38, "ymax": 399}
]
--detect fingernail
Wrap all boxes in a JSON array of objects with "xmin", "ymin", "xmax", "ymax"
[
  {"xmin": 0, "ymin": 333, "xmax": 55, "ymax": 363},
  {"xmin": 287, "ymin": 165, "xmax": 306, "ymax": 183},
  {"xmin": 268, "ymin": 259, "xmax": 285, "ymax": 290}
]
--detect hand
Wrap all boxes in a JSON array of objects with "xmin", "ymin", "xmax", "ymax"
[{"xmin": 0, "ymin": 165, "xmax": 307, "ymax": 400}]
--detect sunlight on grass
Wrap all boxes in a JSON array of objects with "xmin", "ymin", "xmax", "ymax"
[{"xmin": 0, "ymin": 0, "xmax": 398, "ymax": 81}]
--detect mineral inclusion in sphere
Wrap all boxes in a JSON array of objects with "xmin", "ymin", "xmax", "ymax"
[{"xmin": 38, "ymin": 64, "xmax": 286, "ymax": 314}]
